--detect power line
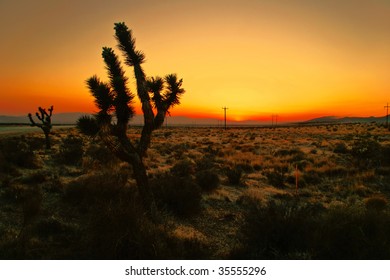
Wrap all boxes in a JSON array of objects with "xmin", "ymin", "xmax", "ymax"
[{"xmin": 385, "ymin": 103, "xmax": 389, "ymax": 128}]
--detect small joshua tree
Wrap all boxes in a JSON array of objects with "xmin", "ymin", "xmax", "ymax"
[
  {"xmin": 81, "ymin": 22, "xmax": 184, "ymax": 213},
  {"xmin": 28, "ymin": 106, "xmax": 53, "ymax": 149}
]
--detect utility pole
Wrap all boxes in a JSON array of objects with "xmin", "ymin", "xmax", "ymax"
[
  {"xmin": 222, "ymin": 107, "xmax": 228, "ymax": 130},
  {"xmin": 385, "ymin": 103, "xmax": 389, "ymax": 128},
  {"xmin": 271, "ymin": 114, "xmax": 278, "ymax": 127}
]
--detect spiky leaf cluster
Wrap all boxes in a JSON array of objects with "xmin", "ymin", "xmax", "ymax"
[
  {"xmin": 76, "ymin": 115, "xmax": 99, "ymax": 137},
  {"xmin": 147, "ymin": 74, "xmax": 185, "ymax": 117},
  {"xmin": 114, "ymin": 22, "xmax": 145, "ymax": 67},
  {"xmin": 102, "ymin": 47, "xmax": 135, "ymax": 125},
  {"xmin": 86, "ymin": 76, "xmax": 113, "ymax": 123}
]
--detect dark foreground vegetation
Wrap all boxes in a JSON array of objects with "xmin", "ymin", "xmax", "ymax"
[{"xmin": 0, "ymin": 123, "xmax": 390, "ymax": 259}]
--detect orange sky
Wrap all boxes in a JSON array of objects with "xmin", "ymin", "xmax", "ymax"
[{"xmin": 1, "ymin": 0, "xmax": 389, "ymax": 122}]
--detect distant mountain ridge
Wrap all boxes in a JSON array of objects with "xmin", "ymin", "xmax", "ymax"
[
  {"xmin": 0, "ymin": 113, "xmax": 88, "ymax": 124},
  {"xmin": 1, "ymin": 113, "xmax": 388, "ymax": 126},
  {"xmin": 0, "ymin": 113, "xmax": 222, "ymax": 126},
  {"xmin": 304, "ymin": 115, "xmax": 387, "ymax": 124}
]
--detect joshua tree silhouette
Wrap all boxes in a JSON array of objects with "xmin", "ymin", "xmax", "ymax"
[
  {"xmin": 82, "ymin": 22, "xmax": 184, "ymax": 214},
  {"xmin": 28, "ymin": 106, "xmax": 53, "ymax": 149}
]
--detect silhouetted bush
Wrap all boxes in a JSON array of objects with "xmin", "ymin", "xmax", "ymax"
[
  {"xmin": 57, "ymin": 135, "xmax": 84, "ymax": 165},
  {"xmin": 196, "ymin": 170, "xmax": 220, "ymax": 192},
  {"xmin": 63, "ymin": 170, "xmax": 207, "ymax": 259},
  {"xmin": 275, "ymin": 148, "xmax": 305, "ymax": 160},
  {"xmin": 151, "ymin": 174, "xmax": 201, "ymax": 217},
  {"xmin": 18, "ymin": 170, "xmax": 48, "ymax": 185},
  {"xmin": 84, "ymin": 193, "xmax": 209, "ymax": 259},
  {"xmin": 236, "ymin": 162, "xmax": 254, "ymax": 173},
  {"xmin": 196, "ymin": 155, "xmax": 216, "ymax": 171},
  {"xmin": 26, "ymin": 136, "xmax": 46, "ymax": 150},
  {"xmin": 226, "ymin": 166, "xmax": 243, "ymax": 185},
  {"xmin": 314, "ymin": 205, "xmax": 390, "ymax": 259},
  {"xmin": 0, "ymin": 137, "xmax": 39, "ymax": 169},
  {"xmin": 64, "ymin": 171, "xmax": 129, "ymax": 207},
  {"xmin": 364, "ymin": 195, "xmax": 388, "ymax": 212},
  {"xmin": 381, "ymin": 144, "xmax": 390, "ymax": 166},
  {"xmin": 171, "ymin": 159, "xmax": 196, "ymax": 177},
  {"xmin": 232, "ymin": 198, "xmax": 321, "ymax": 259},
  {"xmin": 265, "ymin": 168, "xmax": 286, "ymax": 188},
  {"xmin": 232, "ymin": 198, "xmax": 390, "ymax": 259},
  {"xmin": 350, "ymin": 136, "xmax": 381, "ymax": 168},
  {"xmin": 84, "ymin": 142, "xmax": 119, "ymax": 167},
  {"xmin": 333, "ymin": 142, "xmax": 348, "ymax": 154},
  {"xmin": 301, "ymin": 169, "xmax": 321, "ymax": 185}
]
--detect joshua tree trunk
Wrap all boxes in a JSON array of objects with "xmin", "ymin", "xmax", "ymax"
[
  {"xmin": 43, "ymin": 130, "xmax": 51, "ymax": 150},
  {"xmin": 131, "ymin": 158, "xmax": 157, "ymax": 215}
]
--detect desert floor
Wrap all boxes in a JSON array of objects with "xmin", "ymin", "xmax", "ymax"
[{"xmin": 1, "ymin": 123, "xmax": 390, "ymax": 259}]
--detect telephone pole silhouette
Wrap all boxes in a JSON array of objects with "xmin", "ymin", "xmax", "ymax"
[
  {"xmin": 385, "ymin": 103, "xmax": 389, "ymax": 128},
  {"xmin": 271, "ymin": 114, "xmax": 278, "ymax": 127},
  {"xmin": 222, "ymin": 107, "xmax": 228, "ymax": 130}
]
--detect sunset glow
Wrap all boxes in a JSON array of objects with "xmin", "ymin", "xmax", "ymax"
[{"xmin": 1, "ymin": 0, "xmax": 389, "ymax": 122}]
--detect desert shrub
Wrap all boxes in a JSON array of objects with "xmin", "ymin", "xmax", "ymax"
[
  {"xmin": 381, "ymin": 144, "xmax": 390, "ymax": 166},
  {"xmin": 84, "ymin": 142, "xmax": 118, "ymax": 166},
  {"xmin": 265, "ymin": 169, "xmax": 286, "ymax": 188},
  {"xmin": 0, "ymin": 150, "xmax": 10, "ymax": 174},
  {"xmin": 301, "ymin": 170, "xmax": 321, "ymax": 185},
  {"xmin": 17, "ymin": 184, "xmax": 43, "ymax": 226},
  {"xmin": 85, "ymin": 197, "xmax": 209, "ymax": 259},
  {"xmin": 203, "ymin": 145, "xmax": 219, "ymax": 156},
  {"xmin": 171, "ymin": 159, "xmax": 196, "ymax": 177},
  {"xmin": 0, "ymin": 137, "xmax": 39, "ymax": 169},
  {"xmin": 226, "ymin": 166, "xmax": 243, "ymax": 185},
  {"xmin": 151, "ymin": 174, "xmax": 201, "ymax": 217},
  {"xmin": 66, "ymin": 175, "xmax": 206, "ymax": 259},
  {"xmin": 350, "ymin": 136, "xmax": 381, "ymax": 168},
  {"xmin": 19, "ymin": 170, "xmax": 48, "ymax": 184},
  {"xmin": 0, "ymin": 227, "xmax": 20, "ymax": 259},
  {"xmin": 364, "ymin": 196, "xmax": 388, "ymax": 212},
  {"xmin": 319, "ymin": 165, "xmax": 349, "ymax": 177},
  {"xmin": 333, "ymin": 142, "xmax": 348, "ymax": 154},
  {"xmin": 196, "ymin": 155, "xmax": 216, "ymax": 171},
  {"xmin": 275, "ymin": 148, "xmax": 305, "ymax": 162},
  {"xmin": 25, "ymin": 136, "xmax": 46, "ymax": 150},
  {"xmin": 57, "ymin": 135, "xmax": 84, "ymax": 165},
  {"xmin": 196, "ymin": 170, "xmax": 220, "ymax": 192},
  {"xmin": 163, "ymin": 235, "xmax": 211, "ymax": 259},
  {"xmin": 236, "ymin": 162, "xmax": 254, "ymax": 173},
  {"xmin": 233, "ymin": 198, "xmax": 390, "ymax": 259},
  {"xmin": 61, "ymin": 171, "xmax": 172, "ymax": 259},
  {"xmin": 376, "ymin": 166, "xmax": 390, "ymax": 176},
  {"xmin": 171, "ymin": 143, "xmax": 189, "ymax": 159},
  {"xmin": 64, "ymin": 171, "xmax": 129, "ymax": 207},
  {"xmin": 232, "ymin": 198, "xmax": 323, "ymax": 259},
  {"xmin": 314, "ymin": 205, "xmax": 390, "ymax": 259},
  {"xmin": 82, "ymin": 193, "xmax": 160, "ymax": 259}
]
